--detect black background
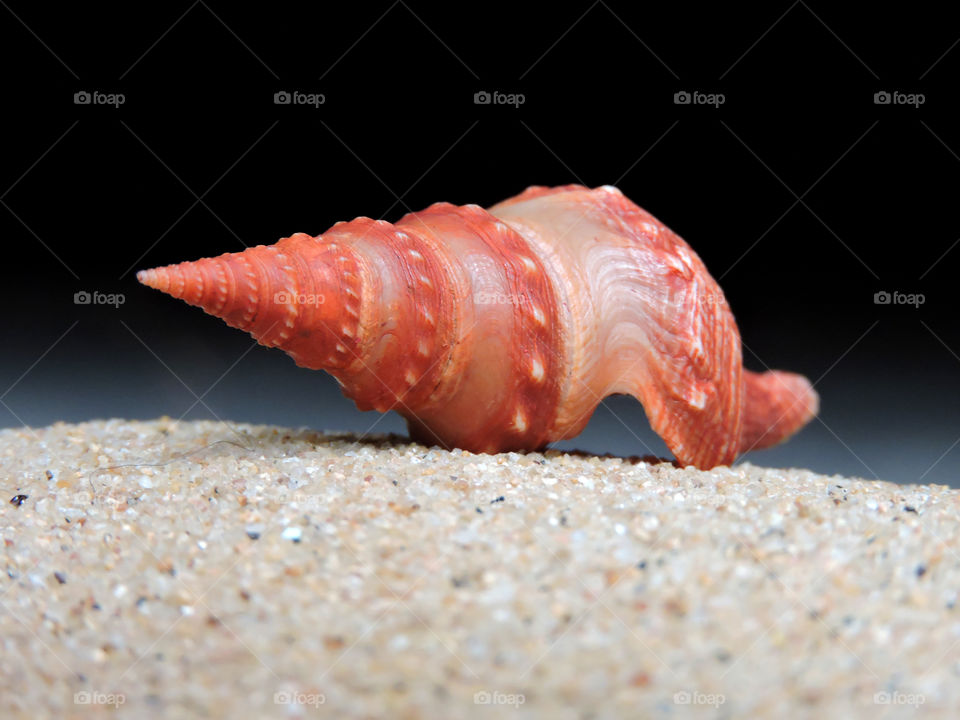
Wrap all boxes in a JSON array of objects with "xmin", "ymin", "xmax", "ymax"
[{"xmin": 1, "ymin": 1, "xmax": 958, "ymax": 485}]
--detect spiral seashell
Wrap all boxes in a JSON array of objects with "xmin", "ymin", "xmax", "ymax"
[{"xmin": 137, "ymin": 184, "xmax": 817, "ymax": 469}]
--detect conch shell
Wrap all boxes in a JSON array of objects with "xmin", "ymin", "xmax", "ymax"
[{"xmin": 138, "ymin": 184, "xmax": 817, "ymax": 468}]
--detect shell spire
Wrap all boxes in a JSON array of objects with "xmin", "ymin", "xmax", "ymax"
[
  {"xmin": 136, "ymin": 236, "xmax": 360, "ymax": 370},
  {"xmin": 138, "ymin": 186, "xmax": 818, "ymax": 469}
]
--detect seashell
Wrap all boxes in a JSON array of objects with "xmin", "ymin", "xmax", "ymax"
[{"xmin": 138, "ymin": 184, "xmax": 817, "ymax": 469}]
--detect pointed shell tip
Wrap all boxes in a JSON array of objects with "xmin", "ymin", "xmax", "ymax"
[{"xmin": 137, "ymin": 268, "xmax": 159, "ymax": 289}]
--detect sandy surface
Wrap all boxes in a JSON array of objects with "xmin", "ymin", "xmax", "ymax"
[{"xmin": 1, "ymin": 419, "xmax": 958, "ymax": 719}]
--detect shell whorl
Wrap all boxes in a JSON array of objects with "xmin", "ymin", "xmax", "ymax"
[
  {"xmin": 391, "ymin": 203, "xmax": 565, "ymax": 452},
  {"xmin": 138, "ymin": 185, "xmax": 818, "ymax": 469}
]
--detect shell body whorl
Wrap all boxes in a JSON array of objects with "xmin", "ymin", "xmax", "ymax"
[{"xmin": 138, "ymin": 184, "xmax": 817, "ymax": 469}]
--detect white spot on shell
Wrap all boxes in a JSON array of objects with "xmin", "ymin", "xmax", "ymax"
[
  {"xmin": 530, "ymin": 357, "xmax": 545, "ymax": 382},
  {"xmin": 405, "ymin": 370, "xmax": 417, "ymax": 386},
  {"xmin": 420, "ymin": 308, "xmax": 435, "ymax": 326},
  {"xmin": 419, "ymin": 274, "xmax": 432, "ymax": 288},
  {"xmin": 407, "ymin": 248, "xmax": 422, "ymax": 260},
  {"xmin": 335, "ymin": 343, "xmax": 347, "ymax": 354},
  {"xmin": 641, "ymin": 222, "xmax": 659, "ymax": 235},
  {"xmin": 513, "ymin": 409, "xmax": 528, "ymax": 433},
  {"xmin": 600, "ymin": 185, "xmax": 622, "ymax": 195},
  {"xmin": 531, "ymin": 306, "xmax": 546, "ymax": 326},
  {"xmin": 341, "ymin": 325, "xmax": 354, "ymax": 338},
  {"xmin": 520, "ymin": 256, "xmax": 537, "ymax": 273},
  {"xmin": 665, "ymin": 247, "xmax": 694, "ymax": 274},
  {"xmin": 417, "ymin": 339, "xmax": 429, "ymax": 357},
  {"xmin": 494, "ymin": 221, "xmax": 509, "ymax": 232},
  {"xmin": 686, "ymin": 387, "xmax": 707, "ymax": 410}
]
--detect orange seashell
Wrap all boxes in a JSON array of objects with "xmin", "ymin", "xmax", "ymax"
[{"xmin": 138, "ymin": 185, "xmax": 817, "ymax": 469}]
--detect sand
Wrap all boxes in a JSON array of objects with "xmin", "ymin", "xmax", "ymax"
[{"xmin": 1, "ymin": 418, "xmax": 958, "ymax": 719}]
